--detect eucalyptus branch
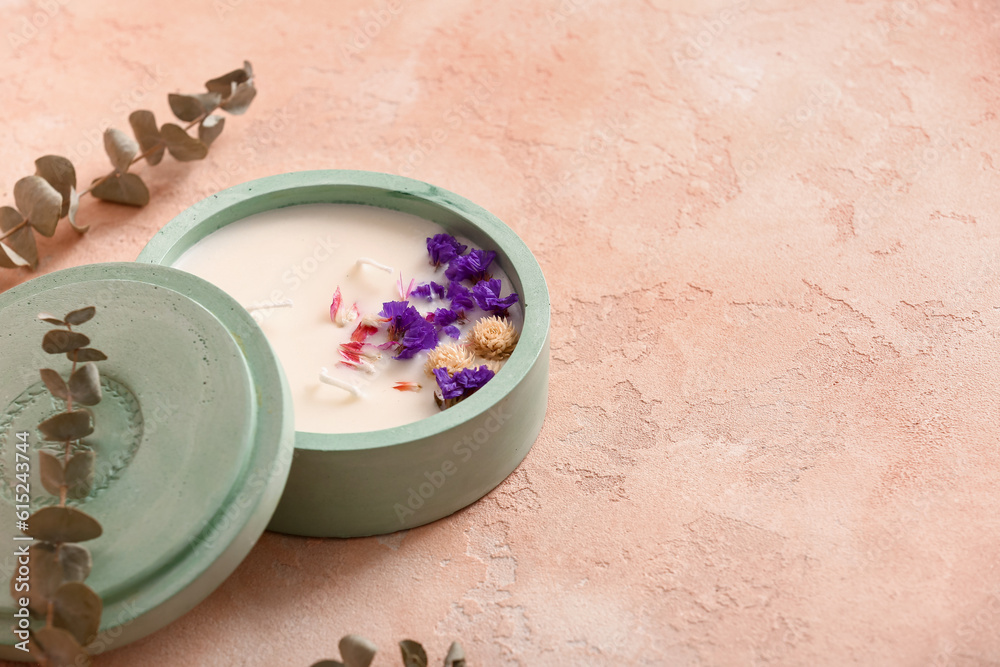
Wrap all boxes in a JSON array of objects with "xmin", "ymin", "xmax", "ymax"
[
  {"xmin": 0, "ymin": 61, "xmax": 257, "ymax": 271},
  {"xmin": 13, "ymin": 306, "xmax": 107, "ymax": 666},
  {"xmin": 311, "ymin": 635, "xmax": 467, "ymax": 667}
]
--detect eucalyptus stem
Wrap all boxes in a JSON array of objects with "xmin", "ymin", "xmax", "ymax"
[
  {"xmin": 80, "ymin": 112, "xmax": 209, "ymax": 198},
  {"xmin": 0, "ymin": 219, "xmax": 28, "ymax": 243},
  {"xmin": 0, "ymin": 62, "xmax": 255, "ymax": 271}
]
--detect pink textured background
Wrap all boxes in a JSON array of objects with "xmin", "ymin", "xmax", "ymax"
[{"xmin": 3, "ymin": 0, "xmax": 1000, "ymax": 664}]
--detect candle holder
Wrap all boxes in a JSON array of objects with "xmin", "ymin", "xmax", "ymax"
[
  {"xmin": 137, "ymin": 170, "xmax": 551, "ymax": 537},
  {"xmin": 0, "ymin": 262, "xmax": 294, "ymax": 659}
]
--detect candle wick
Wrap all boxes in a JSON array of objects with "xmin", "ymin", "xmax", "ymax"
[
  {"xmin": 356, "ymin": 257, "xmax": 393, "ymax": 273},
  {"xmin": 246, "ymin": 298, "xmax": 294, "ymax": 313},
  {"xmin": 319, "ymin": 368, "xmax": 364, "ymax": 397}
]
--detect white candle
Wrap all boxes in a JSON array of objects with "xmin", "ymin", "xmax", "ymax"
[{"xmin": 172, "ymin": 204, "xmax": 523, "ymax": 434}]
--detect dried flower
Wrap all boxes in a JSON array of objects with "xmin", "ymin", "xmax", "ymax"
[
  {"xmin": 433, "ymin": 365, "xmax": 495, "ymax": 401},
  {"xmin": 411, "ymin": 281, "xmax": 446, "ymax": 301},
  {"xmin": 445, "ymin": 249, "xmax": 495, "ymax": 283},
  {"xmin": 467, "ymin": 315, "xmax": 518, "ymax": 360},
  {"xmin": 330, "ymin": 287, "xmax": 359, "ymax": 326},
  {"xmin": 431, "ymin": 308, "xmax": 459, "ymax": 327},
  {"xmin": 424, "ymin": 343, "xmax": 477, "ymax": 377},
  {"xmin": 427, "ymin": 233, "xmax": 468, "ymax": 267},
  {"xmin": 339, "ymin": 341, "xmax": 381, "ymax": 373},
  {"xmin": 393, "ymin": 381, "xmax": 422, "ymax": 392},
  {"xmin": 447, "ymin": 281, "xmax": 475, "ymax": 312},
  {"xmin": 472, "ymin": 279, "xmax": 519, "ymax": 315},
  {"xmin": 350, "ymin": 313, "xmax": 382, "ymax": 343},
  {"xmin": 379, "ymin": 301, "xmax": 438, "ymax": 359},
  {"xmin": 427, "ymin": 307, "xmax": 462, "ymax": 339},
  {"xmin": 397, "ymin": 273, "xmax": 416, "ymax": 300}
]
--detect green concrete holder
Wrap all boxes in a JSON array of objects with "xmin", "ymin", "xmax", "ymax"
[
  {"xmin": 138, "ymin": 170, "xmax": 551, "ymax": 537},
  {"xmin": 0, "ymin": 263, "xmax": 295, "ymax": 660}
]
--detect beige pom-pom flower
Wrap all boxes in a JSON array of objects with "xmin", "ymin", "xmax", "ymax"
[
  {"xmin": 424, "ymin": 343, "xmax": 477, "ymax": 377},
  {"xmin": 467, "ymin": 316, "xmax": 518, "ymax": 360},
  {"xmin": 475, "ymin": 357, "xmax": 503, "ymax": 374}
]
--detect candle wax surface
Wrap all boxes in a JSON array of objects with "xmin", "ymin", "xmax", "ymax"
[{"xmin": 172, "ymin": 204, "xmax": 523, "ymax": 434}]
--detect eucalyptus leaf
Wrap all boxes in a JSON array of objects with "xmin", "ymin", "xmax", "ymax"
[
  {"xmin": 128, "ymin": 109, "xmax": 165, "ymax": 166},
  {"xmin": 103, "ymin": 128, "xmax": 138, "ymax": 174},
  {"xmin": 24, "ymin": 543, "xmax": 93, "ymax": 607},
  {"xmin": 56, "ymin": 544, "xmax": 92, "ymax": 583},
  {"xmin": 52, "ymin": 581, "xmax": 102, "ymax": 646},
  {"xmin": 65, "ymin": 306, "xmax": 96, "ymax": 325},
  {"xmin": 38, "ymin": 449, "xmax": 65, "ymax": 496},
  {"xmin": 310, "ymin": 662, "xmax": 344, "ymax": 667},
  {"xmin": 0, "ymin": 233, "xmax": 37, "ymax": 269},
  {"xmin": 42, "ymin": 330, "xmax": 90, "ymax": 354},
  {"xmin": 198, "ymin": 114, "xmax": 226, "ymax": 147},
  {"xmin": 25, "ymin": 506, "xmax": 102, "ymax": 543},
  {"xmin": 34, "ymin": 155, "xmax": 77, "ymax": 218},
  {"xmin": 31, "ymin": 626, "xmax": 86, "ymax": 667},
  {"xmin": 444, "ymin": 642, "xmax": 466, "ymax": 667},
  {"xmin": 220, "ymin": 81, "xmax": 257, "ymax": 115},
  {"xmin": 205, "ymin": 61, "xmax": 253, "ymax": 97},
  {"xmin": 161, "ymin": 123, "xmax": 209, "ymax": 161},
  {"xmin": 67, "ymin": 186, "xmax": 87, "ymax": 233},
  {"xmin": 24, "ymin": 544, "xmax": 61, "ymax": 609},
  {"xmin": 399, "ymin": 640, "xmax": 428, "ymax": 667},
  {"xmin": 65, "ymin": 450, "xmax": 94, "ymax": 499},
  {"xmin": 40, "ymin": 368, "xmax": 69, "ymax": 400},
  {"xmin": 72, "ymin": 348, "xmax": 107, "ymax": 362},
  {"xmin": 17, "ymin": 543, "xmax": 91, "ymax": 615},
  {"xmin": 38, "ymin": 312, "xmax": 66, "ymax": 326},
  {"xmin": 168, "ymin": 92, "xmax": 222, "ymax": 122},
  {"xmin": 340, "ymin": 634, "xmax": 377, "ymax": 667},
  {"xmin": 14, "ymin": 175, "xmax": 62, "ymax": 237},
  {"xmin": 38, "ymin": 410, "xmax": 93, "ymax": 442},
  {"xmin": 68, "ymin": 363, "xmax": 101, "ymax": 406},
  {"xmin": 91, "ymin": 172, "xmax": 150, "ymax": 206},
  {"xmin": 0, "ymin": 206, "xmax": 36, "ymax": 269}
]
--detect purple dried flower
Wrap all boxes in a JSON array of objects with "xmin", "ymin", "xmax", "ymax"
[
  {"xmin": 379, "ymin": 300, "xmax": 412, "ymax": 323},
  {"xmin": 472, "ymin": 279, "xmax": 519, "ymax": 315},
  {"xmin": 379, "ymin": 300, "xmax": 439, "ymax": 359},
  {"xmin": 433, "ymin": 368, "xmax": 461, "ymax": 400},
  {"xmin": 445, "ymin": 249, "xmax": 496, "ymax": 283},
  {"xmin": 443, "ymin": 325, "xmax": 461, "ymax": 339},
  {"xmin": 433, "ymin": 364, "xmax": 495, "ymax": 400},
  {"xmin": 427, "ymin": 234, "xmax": 468, "ymax": 267},
  {"xmin": 396, "ymin": 318, "xmax": 438, "ymax": 359},
  {"xmin": 447, "ymin": 281, "xmax": 475, "ymax": 311},
  {"xmin": 433, "ymin": 308, "xmax": 460, "ymax": 328},
  {"xmin": 412, "ymin": 281, "xmax": 447, "ymax": 302}
]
